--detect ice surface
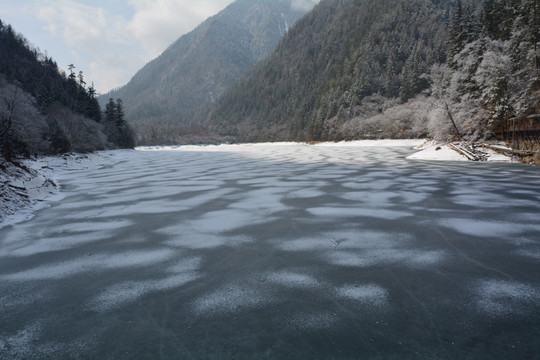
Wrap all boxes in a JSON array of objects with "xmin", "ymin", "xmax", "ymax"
[
  {"xmin": 163, "ymin": 231, "xmax": 251, "ymax": 249},
  {"xmin": 287, "ymin": 312, "xmax": 339, "ymax": 331},
  {"xmin": 1, "ymin": 249, "xmax": 175, "ymax": 281},
  {"xmin": 475, "ymin": 279, "xmax": 539, "ymax": 316},
  {"xmin": 278, "ymin": 231, "xmax": 407, "ymax": 252},
  {"xmin": 0, "ymin": 322, "xmax": 42, "ymax": 359},
  {"xmin": 307, "ymin": 207, "xmax": 413, "ymax": 220},
  {"xmin": 0, "ymin": 231, "xmax": 112, "ymax": 257},
  {"xmin": 193, "ymin": 282, "xmax": 273, "ymax": 315},
  {"xmin": 335, "ymin": 284, "xmax": 389, "ymax": 307},
  {"xmin": 188, "ymin": 209, "xmax": 276, "ymax": 233},
  {"xmin": 265, "ymin": 271, "xmax": 321, "ymax": 289},
  {"xmin": 89, "ymin": 273, "xmax": 199, "ymax": 312},
  {"xmin": 515, "ymin": 248, "xmax": 540, "ymax": 260},
  {"xmin": 284, "ymin": 188, "xmax": 326, "ymax": 199},
  {"xmin": 0, "ymin": 141, "xmax": 538, "ymax": 359},
  {"xmin": 325, "ymin": 249, "xmax": 443, "ymax": 268},
  {"xmin": 438, "ymin": 218, "xmax": 540, "ymax": 238},
  {"xmin": 277, "ymin": 230, "xmax": 445, "ymax": 269},
  {"xmin": 0, "ymin": 320, "xmax": 91, "ymax": 360}
]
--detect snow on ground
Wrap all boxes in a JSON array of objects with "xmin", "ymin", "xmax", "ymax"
[
  {"xmin": 142, "ymin": 139, "xmax": 512, "ymax": 163},
  {"xmin": 0, "ymin": 151, "xmax": 131, "ymax": 229},
  {"xmin": 408, "ymin": 140, "xmax": 513, "ymax": 162}
]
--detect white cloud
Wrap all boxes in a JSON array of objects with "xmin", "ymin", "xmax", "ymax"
[
  {"xmin": 88, "ymin": 49, "xmax": 147, "ymax": 93},
  {"xmin": 30, "ymin": 0, "xmax": 233, "ymax": 92},
  {"xmin": 38, "ymin": 0, "xmax": 131, "ymax": 49},
  {"xmin": 38, "ymin": 0, "xmax": 112, "ymax": 48},
  {"xmin": 127, "ymin": 0, "xmax": 232, "ymax": 57}
]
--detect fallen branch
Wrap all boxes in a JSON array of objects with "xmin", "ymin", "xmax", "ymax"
[
  {"xmin": 448, "ymin": 143, "xmax": 482, "ymax": 161},
  {"xmin": 8, "ymin": 183, "xmax": 26, "ymax": 191}
]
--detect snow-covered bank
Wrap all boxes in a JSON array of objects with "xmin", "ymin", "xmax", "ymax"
[
  {"xmin": 140, "ymin": 140, "xmax": 425, "ymax": 164},
  {"xmin": 140, "ymin": 139, "xmax": 513, "ymax": 163},
  {"xmin": 407, "ymin": 140, "xmax": 513, "ymax": 162},
  {"xmin": 0, "ymin": 151, "xmax": 128, "ymax": 229},
  {"xmin": 139, "ymin": 139, "xmax": 425, "ymax": 152}
]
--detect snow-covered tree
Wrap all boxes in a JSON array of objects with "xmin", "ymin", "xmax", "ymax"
[
  {"xmin": 474, "ymin": 39, "xmax": 513, "ymax": 129},
  {"xmin": 0, "ymin": 80, "xmax": 49, "ymax": 160}
]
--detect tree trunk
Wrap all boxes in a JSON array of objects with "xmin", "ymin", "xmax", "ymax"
[
  {"xmin": 443, "ymin": 101, "xmax": 463, "ymax": 140},
  {"xmin": 2, "ymin": 127, "xmax": 11, "ymax": 162}
]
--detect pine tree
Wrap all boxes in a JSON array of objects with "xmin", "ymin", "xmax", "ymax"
[
  {"xmin": 86, "ymin": 84, "xmax": 102, "ymax": 123},
  {"xmin": 385, "ymin": 54, "xmax": 398, "ymax": 98},
  {"xmin": 115, "ymin": 98, "xmax": 126, "ymax": 127},
  {"xmin": 448, "ymin": 0, "xmax": 466, "ymax": 69},
  {"xmin": 104, "ymin": 98, "xmax": 116, "ymax": 125}
]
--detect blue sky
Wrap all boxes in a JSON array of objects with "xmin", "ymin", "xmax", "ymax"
[{"xmin": 0, "ymin": 0, "xmax": 234, "ymax": 93}]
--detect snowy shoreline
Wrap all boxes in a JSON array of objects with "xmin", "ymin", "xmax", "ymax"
[
  {"xmin": 0, "ymin": 151, "xmax": 128, "ymax": 229},
  {"xmin": 0, "ymin": 140, "xmax": 514, "ymax": 229},
  {"xmin": 407, "ymin": 140, "xmax": 513, "ymax": 162}
]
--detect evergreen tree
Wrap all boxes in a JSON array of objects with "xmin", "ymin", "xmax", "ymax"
[
  {"xmin": 384, "ymin": 54, "xmax": 398, "ymax": 98},
  {"xmin": 104, "ymin": 98, "xmax": 116, "ymax": 125},
  {"xmin": 447, "ymin": 0, "xmax": 466, "ymax": 68},
  {"xmin": 115, "ymin": 98, "xmax": 126, "ymax": 127},
  {"xmin": 86, "ymin": 83, "xmax": 102, "ymax": 123}
]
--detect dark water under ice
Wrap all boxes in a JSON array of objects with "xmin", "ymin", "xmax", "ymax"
[{"xmin": 1, "ymin": 144, "xmax": 539, "ymax": 359}]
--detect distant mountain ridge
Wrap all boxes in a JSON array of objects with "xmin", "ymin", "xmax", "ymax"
[
  {"xmin": 102, "ymin": 0, "xmax": 314, "ymax": 127},
  {"xmin": 200, "ymin": 0, "xmax": 538, "ymax": 154},
  {"xmin": 201, "ymin": 0, "xmax": 455, "ymax": 142}
]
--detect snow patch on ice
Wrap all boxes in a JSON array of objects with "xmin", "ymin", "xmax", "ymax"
[
  {"xmin": 89, "ymin": 272, "xmax": 199, "ymax": 312},
  {"xmin": 515, "ymin": 248, "xmax": 540, "ymax": 260},
  {"xmin": 278, "ymin": 231, "xmax": 407, "ymax": 252},
  {"xmin": 164, "ymin": 140, "xmax": 422, "ymax": 165},
  {"xmin": 0, "ymin": 322, "xmax": 42, "ymax": 360},
  {"xmin": 1, "ymin": 249, "xmax": 175, "ymax": 281},
  {"xmin": 276, "ymin": 231, "xmax": 444, "ymax": 269},
  {"xmin": 193, "ymin": 283, "xmax": 273, "ymax": 315},
  {"xmin": 285, "ymin": 188, "xmax": 325, "ymax": 199},
  {"xmin": 163, "ymin": 231, "xmax": 251, "ymax": 249},
  {"xmin": 287, "ymin": 312, "xmax": 339, "ymax": 331},
  {"xmin": 0, "ymin": 285, "xmax": 52, "ymax": 309},
  {"xmin": 167, "ymin": 256, "xmax": 203, "ymax": 273},
  {"xmin": 49, "ymin": 220, "xmax": 133, "ymax": 234},
  {"xmin": 0, "ymin": 230, "xmax": 112, "ymax": 257},
  {"xmin": 88, "ymin": 255, "xmax": 203, "ymax": 312},
  {"xmin": 0, "ymin": 320, "xmax": 91, "ymax": 359},
  {"xmin": 265, "ymin": 271, "xmax": 321, "ymax": 289},
  {"xmin": 189, "ymin": 209, "xmax": 276, "ymax": 233},
  {"xmin": 307, "ymin": 207, "xmax": 412, "ymax": 220},
  {"xmin": 314, "ymin": 140, "xmax": 423, "ymax": 148},
  {"xmin": 326, "ymin": 249, "xmax": 446, "ymax": 268},
  {"xmin": 475, "ymin": 279, "xmax": 539, "ymax": 316},
  {"xmin": 438, "ymin": 218, "xmax": 538, "ymax": 238},
  {"xmin": 335, "ymin": 284, "xmax": 389, "ymax": 307}
]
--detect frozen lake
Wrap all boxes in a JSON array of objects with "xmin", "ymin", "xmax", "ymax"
[{"xmin": 1, "ymin": 142, "xmax": 539, "ymax": 359}]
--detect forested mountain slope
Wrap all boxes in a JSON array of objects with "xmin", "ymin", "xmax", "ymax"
[
  {"xmin": 0, "ymin": 20, "xmax": 133, "ymax": 161},
  {"xmin": 202, "ymin": 0, "xmax": 538, "ymax": 145},
  {"xmin": 102, "ymin": 0, "xmax": 313, "ymax": 129},
  {"xmin": 202, "ymin": 0, "xmax": 454, "ymax": 141}
]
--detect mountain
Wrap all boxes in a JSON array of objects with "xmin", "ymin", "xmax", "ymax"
[
  {"xmin": 0, "ymin": 20, "xmax": 134, "ymax": 160},
  {"xmin": 201, "ymin": 0, "xmax": 455, "ymax": 142},
  {"xmin": 203, "ymin": 0, "xmax": 538, "ymax": 147},
  {"xmin": 102, "ymin": 0, "xmax": 315, "ymax": 130}
]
